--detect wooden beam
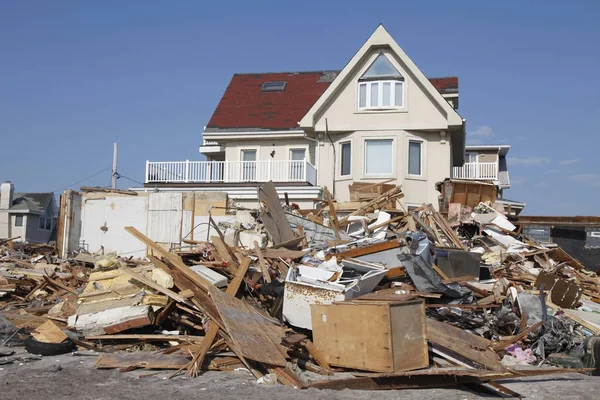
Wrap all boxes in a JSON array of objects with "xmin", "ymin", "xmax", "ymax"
[
  {"xmin": 119, "ymin": 267, "xmax": 190, "ymax": 304},
  {"xmin": 125, "ymin": 226, "xmax": 212, "ymax": 292},
  {"xmin": 303, "ymin": 339, "xmax": 332, "ymax": 372},
  {"xmin": 184, "ymin": 257, "xmax": 251, "ymax": 377},
  {"xmin": 327, "ymin": 239, "xmax": 402, "ymax": 260},
  {"xmin": 324, "ymin": 186, "xmax": 341, "ymax": 240},
  {"xmin": 254, "ymin": 241, "xmax": 272, "ymax": 283}
]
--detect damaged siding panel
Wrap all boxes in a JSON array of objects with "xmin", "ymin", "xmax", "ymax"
[{"xmin": 147, "ymin": 192, "xmax": 182, "ymax": 245}]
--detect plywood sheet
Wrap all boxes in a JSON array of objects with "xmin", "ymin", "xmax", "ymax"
[
  {"xmin": 426, "ymin": 318, "xmax": 505, "ymax": 371},
  {"xmin": 311, "ymin": 302, "xmax": 393, "ymax": 372},
  {"xmin": 311, "ymin": 301, "xmax": 428, "ymax": 373},
  {"xmin": 390, "ymin": 301, "xmax": 428, "ymax": 371},
  {"xmin": 208, "ymin": 285, "xmax": 287, "ymax": 367}
]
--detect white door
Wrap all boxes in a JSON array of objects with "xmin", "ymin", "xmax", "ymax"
[
  {"xmin": 289, "ymin": 149, "xmax": 306, "ymax": 180},
  {"xmin": 241, "ymin": 150, "xmax": 257, "ymax": 181}
]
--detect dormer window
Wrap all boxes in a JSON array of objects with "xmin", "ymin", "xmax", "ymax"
[{"xmin": 358, "ymin": 53, "xmax": 404, "ymax": 110}]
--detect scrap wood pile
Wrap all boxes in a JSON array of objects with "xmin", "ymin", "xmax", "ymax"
[{"xmin": 2, "ymin": 181, "xmax": 600, "ymax": 395}]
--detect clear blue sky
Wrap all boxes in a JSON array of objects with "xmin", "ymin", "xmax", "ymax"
[{"xmin": 1, "ymin": 1, "xmax": 599, "ymax": 215}]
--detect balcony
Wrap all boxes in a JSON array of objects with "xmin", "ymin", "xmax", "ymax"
[
  {"xmin": 452, "ymin": 162, "xmax": 498, "ymax": 181},
  {"xmin": 145, "ymin": 160, "xmax": 317, "ymax": 186},
  {"xmin": 199, "ymin": 139, "xmax": 225, "ymax": 155}
]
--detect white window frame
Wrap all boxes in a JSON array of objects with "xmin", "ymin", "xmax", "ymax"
[
  {"xmin": 240, "ymin": 148, "xmax": 259, "ymax": 182},
  {"xmin": 338, "ymin": 140, "xmax": 352, "ymax": 178},
  {"xmin": 14, "ymin": 215, "xmax": 24, "ymax": 227},
  {"xmin": 287, "ymin": 146, "xmax": 309, "ymax": 162},
  {"xmin": 38, "ymin": 216, "xmax": 52, "ymax": 231},
  {"xmin": 363, "ymin": 137, "xmax": 395, "ymax": 178},
  {"xmin": 358, "ymin": 80, "xmax": 404, "ymax": 110},
  {"xmin": 405, "ymin": 136, "xmax": 427, "ymax": 180},
  {"xmin": 465, "ymin": 152, "xmax": 479, "ymax": 163},
  {"xmin": 288, "ymin": 147, "xmax": 308, "ymax": 181}
]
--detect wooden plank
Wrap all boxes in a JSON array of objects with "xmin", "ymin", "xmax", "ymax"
[
  {"xmin": 432, "ymin": 264, "xmax": 449, "ymax": 280},
  {"xmin": 339, "ymin": 186, "xmax": 404, "ymax": 225},
  {"xmin": 211, "ymin": 234, "xmax": 239, "ymax": 272},
  {"xmin": 184, "ymin": 257, "xmax": 251, "ymax": 377},
  {"xmin": 260, "ymin": 248, "xmax": 306, "ymax": 259},
  {"xmin": 426, "ymin": 318, "xmax": 505, "ymax": 371},
  {"xmin": 253, "ymin": 241, "xmax": 272, "ymax": 283},
  {"xmin": 303, "ymin": 340, "xmax": 332, "ymax": 371},
  {"xmin": 258, "ymin": 181, "xmax": 296, "ymax": 245},
  {"xmin": 492, "ymin": 321, "xmax": 544, "ymax": 351},
  {"xmin": 324, "ymin": 186, "xmax": 341, "ymax": 240},
  {"xmin": 125, "ymin": 226, "xmax": 212, "ymax": 292},
  {"xmin": 329, "ymin": 240, "xmax": 402, "ymax": 260},
  {"xmin": 95, "ymin": 352, "xmax": 191, "ymax": 370},
  {"xmin": 208, "ymin": 285, "xmax": 287, "ymax": 367},
  {"xmin": 43, "ymin": 275, "xmax": 77, "ymax": 295},
  {"xmin": 441, "ymin": 275, "xmax": 476, "ymax": 284},
  {"xmin": 85, "ymin": 334, "xmax": 204, "ymax": 342},
  {"xmin": 119, "ymin": 267, "xmax": 190, "ymax": 304}
]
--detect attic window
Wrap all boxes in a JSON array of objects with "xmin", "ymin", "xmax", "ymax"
[
  {"xmin": 358, "ymin": 53, "xmax": 404, "ymax": 110},
  {"xmin": 262, "ymin": 81, "xmax": 287, "ymax": 92}
]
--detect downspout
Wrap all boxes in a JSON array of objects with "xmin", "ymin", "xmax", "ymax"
[{"xmin": 325, "ymin": 118, "xmax": 336, "ymax": 198}]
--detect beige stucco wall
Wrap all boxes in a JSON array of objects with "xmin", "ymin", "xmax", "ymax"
[
  {"xmin": 222, "ymin": 138, "xmax": 316, "ymax": 164},
  {"xmin": 317, "ymin": 130, "xmax": 450, "ymax": 205},
  {"xmin": 478, "ymin": 152, "xmax": 498, "ymax": 163},
  {"xmin": 312, "ymin": 49, "xmax": 452, "ymax": 132}
]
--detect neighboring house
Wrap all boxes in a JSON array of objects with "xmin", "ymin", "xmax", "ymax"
[
  {"xmin": 141, "ymin": 25, "xmax": 467, "ymax": 208},
  {"xmin": 0, "ymin": 181, "xmax": 58, "ymax": 243},
  {"xmin": 513, "ymin": 216, "xmax": 600, "ymax": 271},
  {"xmin": 452, "ymin": 144, "xmax": 525, "ymax": 215}
]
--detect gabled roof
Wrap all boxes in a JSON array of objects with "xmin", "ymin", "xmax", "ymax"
[
  {"xmin": 205, "ymin": 71, "xmax": 338, "ymax": 132},
  {"xmin": 10, "ymin": 192, "xmax": 53, "ymax": 214},
  {"xmin": 300, "ymin": 25, "xmax": 463, "ymax": 130},
  {"xmin": 204, "ymin": 71, "xmax": 459, "ymax": 132}
]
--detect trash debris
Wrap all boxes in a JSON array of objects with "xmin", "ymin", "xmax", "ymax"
[{"xmin": 2, "ymin": 181, "xmax": 600, "ymax": 392}]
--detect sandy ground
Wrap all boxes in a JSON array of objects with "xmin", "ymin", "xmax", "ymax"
[{"xmin": 1, "ymin": 347, "xmax": 599, "ymax": 400}]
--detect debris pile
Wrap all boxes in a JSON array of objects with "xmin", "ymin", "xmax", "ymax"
[{"xmin": 1, "ymin": 181, "xmax": 599, "ymax": 394}]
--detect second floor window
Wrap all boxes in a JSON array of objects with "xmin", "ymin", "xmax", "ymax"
[{"xmin": 358, "ymin": 53, "xmax": 404, "ymax": 110}]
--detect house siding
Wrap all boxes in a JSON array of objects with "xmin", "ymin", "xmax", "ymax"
[
  {"xmin": 25, "ymin": 214, "xmax": 52, "ymax": 243},
  {"xmin": 8, "ymin": 214, "xmax": 26, "ymax": 241}
]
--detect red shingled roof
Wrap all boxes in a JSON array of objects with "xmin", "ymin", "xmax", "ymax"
[{"xmin": 206, "ymin": 72, "xmax": 458, "ymax": 131}]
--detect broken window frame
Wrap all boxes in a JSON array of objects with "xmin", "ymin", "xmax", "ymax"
[{"xmin": 522, "ymin": 224, "xmax": 552, "ymax": 244}]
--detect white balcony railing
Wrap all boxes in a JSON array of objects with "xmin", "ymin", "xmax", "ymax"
[
  {"xmin": 145, "ymin": 160, "xmax": 317, "ymax": 185},
  {"xmin": 452, "ymin": 162, "xmax": 498, "ymax": 180}
]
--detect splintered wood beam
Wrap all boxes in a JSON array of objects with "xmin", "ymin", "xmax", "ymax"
[
  {"xmin": 125, "ymin": 226, "xmax": 212, "ymax": 292},
  {"xmin": 211, "ymin": 235, "xmax": 239, "ymax": 272},
  {"xmin": 183, "ymin": 257, "xmax": 251, "ymax": 378},
  {"xmin": 254, "ymin": 241, "xmax": 272, "ymax": 283},
  {"xmin": 303, "ymin": 340, "xmax": 332, "ymax": 372},
  {"xmin": 327, "ymin": 239, "xmax": 402, "ymax": 260},
  {"xmin": 119, "ymin": 267, "xmax": 190, "ymax": 304},
  {"xmin": 324, "ymin": 186, "xmax": 341, "ymax": 240}
]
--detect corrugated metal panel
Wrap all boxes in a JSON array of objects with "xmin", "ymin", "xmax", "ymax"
[{"xmin": 147, "ymin": 192, "xmax": 182, "ymax": 244}]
